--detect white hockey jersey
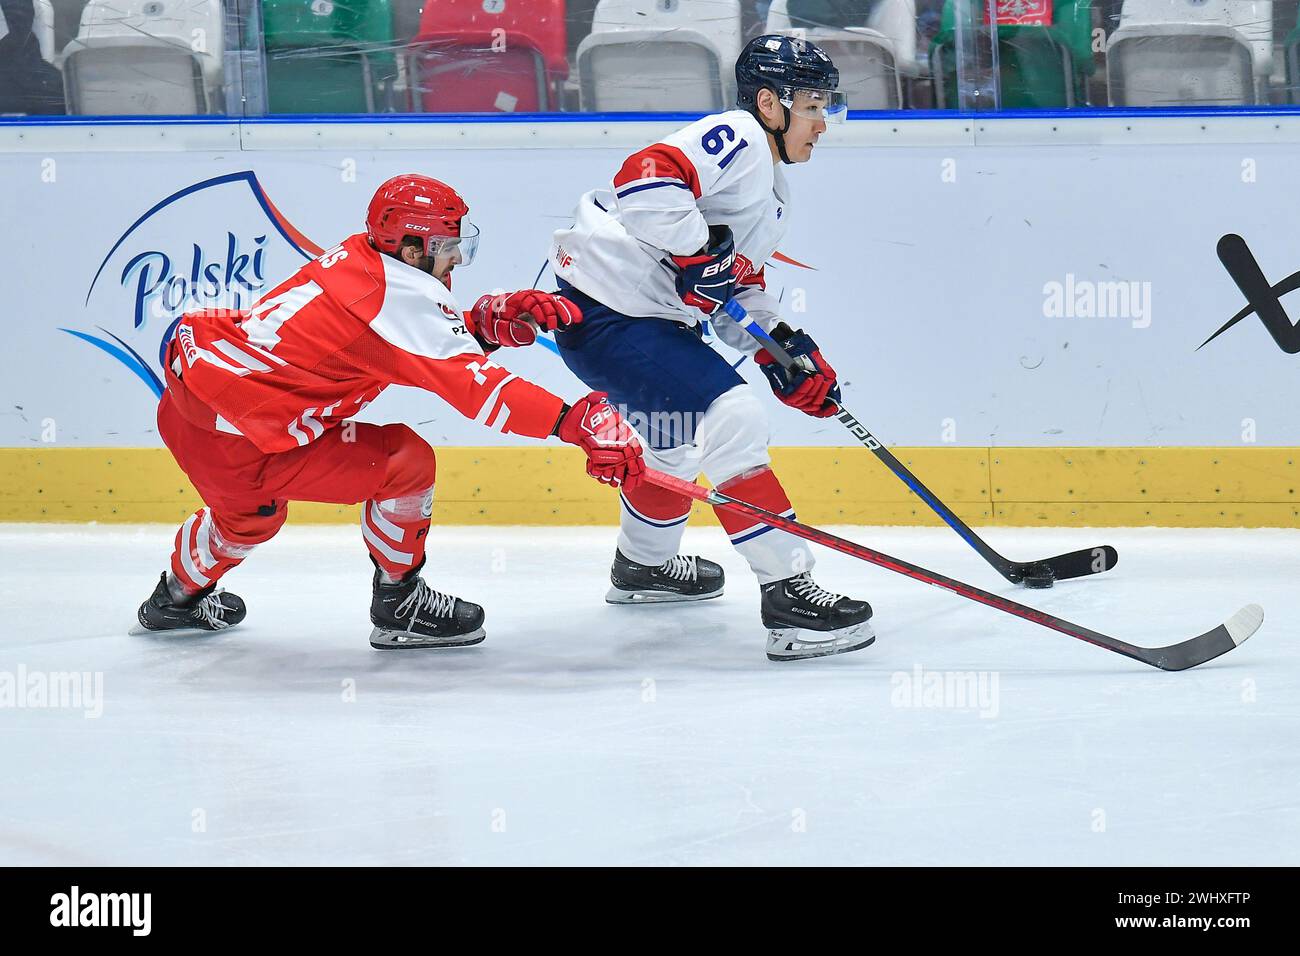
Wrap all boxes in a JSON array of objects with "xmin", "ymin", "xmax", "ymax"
[{"xmin": 550, "ymin": 109, "xmax": 788, "ymax": 355}]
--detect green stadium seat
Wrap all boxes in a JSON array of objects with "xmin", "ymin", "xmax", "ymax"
[
  {"xmin": 262, "ymin": 0, "xmax": 397, "ymax": 114},
  {"xmin": 930, "ymin": 0, "xmax": 1095, "ymax": 109}
]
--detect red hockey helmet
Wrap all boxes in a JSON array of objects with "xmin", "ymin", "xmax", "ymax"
[{"xmin": 366, "ymin": 174, "xmax": 480, "ymax": 266}]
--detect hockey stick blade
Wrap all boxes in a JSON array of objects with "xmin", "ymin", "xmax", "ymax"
[
  {"xmin": 1142, "ymin": 603, "xmax": 1263, "ymax": 672},
  {"xmin": 1007, "ymin": 546, "xmax": 1120, "ymax": 585},
  {"xmin": 646, "ymin": 468, "xmax": 1262, "ymax": 670},
  {"xmin": 718, "ymin": 299, "xmax": 1118, "ymax": 587}
]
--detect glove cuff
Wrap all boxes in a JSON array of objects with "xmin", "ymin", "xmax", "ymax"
[{"xmin": 550, "ymin": 403, "xmax": 570, "ymax": 438}]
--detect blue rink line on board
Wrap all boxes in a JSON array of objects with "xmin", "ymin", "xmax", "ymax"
[{"xmin": 4, "ymin": 105, "xmax": 1300, "ymax": 129}]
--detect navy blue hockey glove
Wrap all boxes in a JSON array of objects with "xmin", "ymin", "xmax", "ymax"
[
  {"xmin": 669, "ymin": 225, "xmax": 737, "ymax": 315},
  {"xmin": 754, "ymin": 322, "xmax": 841, "ymax": 418}
]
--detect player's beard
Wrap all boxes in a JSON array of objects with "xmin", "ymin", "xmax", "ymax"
[{"xmin": 418, "ymin": 255, "xmax": 453, "ymax": 290}]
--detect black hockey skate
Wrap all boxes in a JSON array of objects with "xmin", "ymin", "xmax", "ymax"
[
  {"xmin": 134, "ymin": 572, "xmax": 246, "ymax": 634},
  {"xmin": 370, "ymin": 559, "xmax": 485, "ymax": 649},
  {"xmin": 606, "ymin": 549, "xmax": 724, "ymax": 604},
  {"xmin": 760, "ymin": 572, "xmax": 874, "ymax": 661}
]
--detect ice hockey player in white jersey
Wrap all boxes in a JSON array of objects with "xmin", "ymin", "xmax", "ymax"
[{"xmin": 549, "ymin": 35, "xmax": 873, "ymax": 661}]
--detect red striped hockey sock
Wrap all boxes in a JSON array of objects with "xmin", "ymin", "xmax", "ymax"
[
  {"xmin": 713, "ymin": 467, "xmax": 815, "ymax": 584},
  {"xmin": 169, "ymin": 507, "xmax": 264, "ymax": 596},
  {"xmin": 617, "ymin": 480, "xmax": 693, "ymax": 565},
  {"xmin": 362, "ymin": 486, "xmax": 434, "ymax": 582}
]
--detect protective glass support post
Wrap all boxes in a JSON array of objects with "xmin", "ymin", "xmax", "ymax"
[
  {"xmin": 953, "ymin": 0, "xmax": 1001, "ymax": 111},
  {"xmin": 224, "ymin": 0, "xmax": 268, "ymax": 117}
]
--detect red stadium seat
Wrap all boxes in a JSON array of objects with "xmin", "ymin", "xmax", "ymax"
[{"xmin": 409, "ymin": 0, "xmax": 569, "ymax": 113}]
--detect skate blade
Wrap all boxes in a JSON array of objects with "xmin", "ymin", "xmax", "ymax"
[
  {"xmin": 766, "ymin": 621, "xmax": 875, "ymax": 662},
  {"xmin": 369, "ymin": 626, "xmax": 486, "ymax": 650},
  {"xmin": 605, "ymin": 585, "xmax": 723, "ymax": 605},
  {"xmin": 128, "ymin": 621, "xmax": 236, "ymax": 637}
]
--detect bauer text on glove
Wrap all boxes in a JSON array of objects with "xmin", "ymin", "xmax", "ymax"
[
  {"xmin": 669, "ymin": 225, "xmax": 737, "ymax": 316},
  {"xmin": 555, "ymin": 392, "xmax": 646, "ymax": 489}
]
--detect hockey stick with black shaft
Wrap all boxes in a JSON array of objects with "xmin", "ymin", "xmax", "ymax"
[
  {"xmin": 644, "ymin": 467, "xmax": 1261, "ymax": 670},
  {"xmin": 718, "ymin": 298, "xmax": 1117, "ymax": 588}
]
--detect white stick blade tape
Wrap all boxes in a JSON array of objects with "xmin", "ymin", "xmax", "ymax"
[{"xmin": 1225, "ymin": 604, "xmax": 1264, "ymax": 646}]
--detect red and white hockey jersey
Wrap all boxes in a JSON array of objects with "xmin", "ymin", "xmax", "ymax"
[
  {"xmin": 550, "ymin": 109, "xmax": 787, "ymax": 354},
  {"xmin": 168, "ymin": 233, "xmax": 566, "ymax": 453}
]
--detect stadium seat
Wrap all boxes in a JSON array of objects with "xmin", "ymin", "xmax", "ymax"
[
  {"xmin": 33, "ymin": 0, "xmax": 56, "ymax": 63},
  {"xmin": 765, "ymin": 0, "xmax": 917, "ymax": 109},
  {"xmin": 1107, "ymin": 0, "xmax": 1273, "ymax": 106},
  {"xmin": 930, "ymin": 0, "xmax": 1095, "ymax": 108},
  {"xmin": 48, "ymin": 0, "xmax": 91, "ymax": 56},
  {"xmin": 1287, "ymin": 14, "xmax": 1300, "ymax": 104},
  {"xmin": 409, "ymin": 0, "xmax": 569, "ymax": 113},
  {"xmin": 62, "ymin": 0, "xmax": 225, "ymax": 115},
  {"xmin": 576, "ymin": 0, "xmax": 743, "ymax": 112},
  {"xmin": 263, "ymin": 0, "xmax": 397, "ymax": 114}
]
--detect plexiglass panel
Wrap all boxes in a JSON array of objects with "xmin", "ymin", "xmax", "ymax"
[{"xmin": 0, "ymin": 0, "xmax": 1295, "ymax": 118}]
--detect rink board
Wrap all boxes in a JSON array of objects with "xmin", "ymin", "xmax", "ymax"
[
  {"xmin": 2, "ymin": 115, "xmax": 1298, "ymax": 528},
  {"xmin": 1, "ymin": 446, "xmax": 1295, "ymax": 527}
]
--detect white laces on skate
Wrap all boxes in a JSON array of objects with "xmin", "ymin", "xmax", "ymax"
[
  {"xmin": 659, "ymin": 555, "xmax": 699, "ymax": 582},
  {"xmin": 396, "ymin": 579, "xmax": 457, "ymax": 625},
  {"xmin": 194, "ymin": 591, "xmax": 236, "ymax": 629},
  {"xmin": 789, "ymin": 573, "xmax": 842, "ymax": 608}
]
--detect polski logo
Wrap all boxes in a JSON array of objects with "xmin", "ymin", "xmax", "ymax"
[
  {"xmin": 120, "ymin": 233, "xmax": 269, "ymax": 330},
  {"xmin": 65, "ymin": 171, "xmax": 321, "ymax": 398}
]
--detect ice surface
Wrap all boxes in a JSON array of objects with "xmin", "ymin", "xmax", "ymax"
[{"xmin": 0, "ymin": 523, "xmax": 1296, "ymax": 866}]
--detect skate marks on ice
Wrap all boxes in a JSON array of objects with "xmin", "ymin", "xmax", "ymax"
[{"xmin": 0, "ymin": 525, "xmax": 1294, "ymax": 865}]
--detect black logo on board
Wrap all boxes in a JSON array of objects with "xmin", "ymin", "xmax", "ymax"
[{"xmin": 1201, "ymin": 234, "xmax": 1300, "ymax": 353}]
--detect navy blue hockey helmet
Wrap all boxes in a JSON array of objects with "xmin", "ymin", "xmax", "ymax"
[{"xmin": 735, "ymin": 34, "xmax": 845, "ymax": 162}]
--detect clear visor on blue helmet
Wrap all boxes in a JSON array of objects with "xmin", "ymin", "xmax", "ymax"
[
  {"xmin": 781, "ymin": 88, "xmax": 848, "ymax": 124},
  {"xmin": 423, "ymin": 219, "xmax": 480, "ymax": 267}
]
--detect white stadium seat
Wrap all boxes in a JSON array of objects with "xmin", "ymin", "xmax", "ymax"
[
  {"xmin": 1107, "ymin": 0, "xmax": 1274, "ymax": 106},
  {"xmin": 62, "ymin": 0, "xmax": 225, "ymax": 115},
  {"xmin": 576, "ymin": 0, "xmax": 744, "ymax": 112},
  {"xmin": 34, "ymin": 0, "xmax": 57, "ymax": 63},
  {"xmin": 765, "ymin": 0, "xmax": 917, "ymax": 109}
]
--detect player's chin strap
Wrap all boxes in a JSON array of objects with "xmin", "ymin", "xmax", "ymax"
[{"xmin": 749, "ymin": 103, "xmax": 794, "ymax": 165}]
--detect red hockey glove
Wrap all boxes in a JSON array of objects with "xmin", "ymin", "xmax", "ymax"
[
  {"xmin": 555, "ymin": 392, "xmax": 645, "ymax": 490},
  {"xmin": 469, "ymin": 290, "xmax": 583, "ymax": 349},
  {"xmin": 754, "ymin": 324, "xmax": 841, "ymax": 418}
]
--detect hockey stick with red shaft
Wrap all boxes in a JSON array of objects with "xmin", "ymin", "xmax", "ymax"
[
  {"xmin": 717, "ymin": 298, "xmax": 1117, "ymax": 589},
  {"xmin": 644, "ymin": 468, "xmax": 1261, "ymax": 671}
]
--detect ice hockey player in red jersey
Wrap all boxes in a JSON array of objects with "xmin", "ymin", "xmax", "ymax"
[
  {"xmin": 135, "ymin": 173, "xmax": 644, "ymax": 649},
  {"xmin": 548, "ymin": 36, "xmax": 872, "ymax": 661}
]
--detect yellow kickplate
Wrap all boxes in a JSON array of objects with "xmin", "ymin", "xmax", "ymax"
[{"xmin": 0, "ymin": 446, "xmax": 1295, "ymax": 527}]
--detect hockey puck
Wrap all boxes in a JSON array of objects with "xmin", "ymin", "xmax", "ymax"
[{"xmin": 1022, "ymin": 575, "xmax": 1055, "ymax": 589}]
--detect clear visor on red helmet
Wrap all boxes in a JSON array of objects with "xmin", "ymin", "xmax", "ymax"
[{"xmin": 423, "ymin": 219, "xmax": 480, "ymax": 267}]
